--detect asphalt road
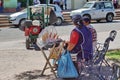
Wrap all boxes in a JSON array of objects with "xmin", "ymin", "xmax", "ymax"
[
  {"xmin": 0, "ymin": 20, "xmax": 120, "ymax": 80},
  {"xmin": 0, "ymin": 20, "xmax": 120, "ymax": 42},
  {"xmin": 0, "ymin": 20, "xmax": 120, "ymax": 49}
]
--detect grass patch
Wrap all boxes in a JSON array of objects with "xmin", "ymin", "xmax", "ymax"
[{"xmin": 106, "ymin": 50, "xmax": 120, "ymax": 63}]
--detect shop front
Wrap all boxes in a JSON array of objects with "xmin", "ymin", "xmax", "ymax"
[
  {"xmin": 0, "ymin": 0, "xmax": 17, "ymax": 13},
  {"xmin": 4, "ymin": 0, "xmax": 17, "ymax": 8}
]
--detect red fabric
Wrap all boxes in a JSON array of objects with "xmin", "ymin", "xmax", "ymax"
[
  {"xmin": 29, "ymin": 26, "xmax": 41, "ymax": 35},
  {"xmin": 0, "ymin": 1, "xmax": 2, "ymax": 7},
  {"xmin": 25, "ymin": 28, "xmax": 29, "ymax": 36},
  {"xmin": 70, "ymin": 31, "xmax": 80, "ymax": 45},
  {"xmin": 25, "ymin": 26, "xmax": 41, "ymax": 36}
]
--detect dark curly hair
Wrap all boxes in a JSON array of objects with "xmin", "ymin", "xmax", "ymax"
[{"xmin": 71, "ymin": 14, "xmax": 83, "ymax": 26}]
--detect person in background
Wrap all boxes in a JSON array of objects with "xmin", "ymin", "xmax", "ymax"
[
  {"xmin": 16, "ymin": 2, "xmax": 21, "ymax": 12},
  {"xmin": 50, "ymin": 0, "xmax": 53, "ymax": 4},
  {"xmin": 64, "ymin": 14, "xmax": 93, "ymax": 78},
  {"xmin": 53, "ymin": 0, "xmax": 60, "ymax": 6},
  {"xmin": 64, "ymin": 0, "xmax": 67, "ymax": 10},
  {"xmin": 82, "ymin": 17, "xmax": 97, "ymax": 53},
  {"xmin": 112, "ymin": 0, "xmax": 118, "ymax": 8},
  {"xmin": 33, "ymin": 0, "xmax": 41, "ymax": 5},
  {"xmin": 0, "ymin": 0, "xmax": 3, "ymax": 13},
  {"xmin": 60, "ymin": 0, "xmax": 64, "ymax": 10},
  {"xmin": 40, "ymin": 0, "xmax": 43, "ymax": 4}
]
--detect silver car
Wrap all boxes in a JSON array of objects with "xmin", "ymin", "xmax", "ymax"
[
  {"xmin": 70, "ymin": 1, "xmax": 116, "ymax": 22},
  {"xmin": 9, "ymin": 4, "xmax": 64, "ymax": 27}
]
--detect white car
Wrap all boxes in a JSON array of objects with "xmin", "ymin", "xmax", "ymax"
[
  {"xmin": 70, "ymin": 1, "xmax": 116, "ymax": 22},
  {"xmin": 9, "ymin": 4, "xmax": 64, "ymax": 27}
]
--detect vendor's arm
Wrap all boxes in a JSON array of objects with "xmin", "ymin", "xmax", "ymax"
[{"xmin": 67, "ymin": 31, "xmax": 79, "ymax": 51}]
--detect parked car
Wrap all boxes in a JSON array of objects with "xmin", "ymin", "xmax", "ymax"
[
  {"xmin": 9, "ymin": 4, "xmax": 64, "ymax": 27},
  {"xmin": 70, "ymin": 1, "xmax": 116, "ymax": 22}
]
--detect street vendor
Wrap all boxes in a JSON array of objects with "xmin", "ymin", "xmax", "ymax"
[{"xmin": 65, "ymin": 14, "xmax": 93, "ymax": 76}]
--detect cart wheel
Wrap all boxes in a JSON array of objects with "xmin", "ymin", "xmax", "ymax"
[{"xmin": 26, "ymin": 38, "xmax": 30, "ymax": 49}]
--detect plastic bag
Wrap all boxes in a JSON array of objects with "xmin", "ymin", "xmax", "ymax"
[{"xmin": 57, "ymin": 50, "xmax": 79, "ymax": 78}]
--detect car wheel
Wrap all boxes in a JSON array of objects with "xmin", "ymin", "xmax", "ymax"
[
  {"xmin": 19, "ymin": 19, "xmax": 26, "ymax": 31},
  {"xmin": 106, "ymin": 14, "xmax": 113, "ymax": 22},
  {"xmin": 54, "ymin": 17, "xmax": 62, "ymax": 26}
]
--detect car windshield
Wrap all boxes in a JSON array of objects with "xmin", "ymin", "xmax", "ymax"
[{"xmin": 83, "ymin": 2, "xmax": 94, "ymax": 8}]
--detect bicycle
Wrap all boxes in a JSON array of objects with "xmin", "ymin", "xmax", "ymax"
[{"xmin": 77, "ymin": 30, "xmax": 119, "ymax": 80}]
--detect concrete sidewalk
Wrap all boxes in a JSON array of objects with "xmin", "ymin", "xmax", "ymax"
[
  {"xmin": 0, "ymin": 29, "xmax": 120, "ymax": 80},
  {"xmin": 97, "ymin": 31, "xmax": 120, "ymax": 50},
  {"xmin": 0, "ymin": 13, "xmax": 13, "ymax": 16}
]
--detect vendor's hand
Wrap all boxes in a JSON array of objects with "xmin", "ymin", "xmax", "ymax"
[{"xmin": 63, "ymin": 42, "xmax": 68, "ymax": 50}]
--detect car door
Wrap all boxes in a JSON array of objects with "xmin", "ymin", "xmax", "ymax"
[
  {"xmin": 99, "ymin": 2, "xmax": 106, "ymax": 18},
  {"xmin": 91, "ymin": 2, "xmax": 105, "ymax": 19},
  {"xmin": 104, "ymin": 2, "xmax": 115, "ymax": 17}
]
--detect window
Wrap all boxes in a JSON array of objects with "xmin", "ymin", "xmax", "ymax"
[
  {"xmin": 93, "ymin": 3, "xmax": 101, "ymax": 9},
  {"xmin": 93, "ymin": 2, "xmax": 105, "ymax": 9},
  {"xmin": 100, "ymin": 2, "xmax": 105, "ymax": 9},
  {"xmin": 83, "ymin": 3, "xmax": 94, "ymax": 8},
  {"xmin": 104, "ymin": 2, "xmax": 113, "ymax": 8}
]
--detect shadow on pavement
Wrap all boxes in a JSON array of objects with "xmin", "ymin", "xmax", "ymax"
[
  {"xmin": 14, "ymin": 69, "xmax": 56, "ymax": 80},
  {"xmin": 13, "ymin": 64, "xmax": 120, "ymax": 80},
  {"xmin": 91, "ymin": 20, "xmax": 120, "ymax": 24}
]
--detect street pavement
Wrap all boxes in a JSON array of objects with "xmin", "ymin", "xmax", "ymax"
[
  {"xmin": 0, "ymin": 29, "xmax": 120, "ymax": 80},
  {"xmin": 0, "ymin": 13, "xmax": 120, "ymax": 80},
  {"xmin": 0, "ymin": 27, "xmax": 120, "ymax": 50},
  {"xmin": 95, "ymin": 30, "xmax": 120, "ymax": 50}
]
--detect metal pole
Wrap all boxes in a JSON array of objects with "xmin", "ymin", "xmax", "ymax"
[
  {"xmin": 27, "ymin": 0, "xmax": 30, "ymax": 20},
  {"xmin": 46, "ymin": 0, "xmax": 49, "ymax": 27}
]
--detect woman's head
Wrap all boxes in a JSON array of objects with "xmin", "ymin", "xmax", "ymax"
[{"xmin": 71, "ymin": 14, "xmax": 83, "ymax": 26}]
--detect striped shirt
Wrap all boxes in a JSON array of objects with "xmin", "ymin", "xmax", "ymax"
[{"xmin": 86, "ymin": 24, "xmax": 97, "ymax": 42}]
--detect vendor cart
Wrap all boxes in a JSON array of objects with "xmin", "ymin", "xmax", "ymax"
[{"xmin": 26, "ymin": 0, "xmax": 62, "ymax": 78}]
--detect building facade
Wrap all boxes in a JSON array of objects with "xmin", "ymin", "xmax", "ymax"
[{"xmin": 66, "ymin": 0, "xmax": 86, "ymax": 9}]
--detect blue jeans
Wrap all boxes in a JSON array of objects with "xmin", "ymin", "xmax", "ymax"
[{"xmin": 0, "ymin": 7, "xmax": 3, "ymax": 13}]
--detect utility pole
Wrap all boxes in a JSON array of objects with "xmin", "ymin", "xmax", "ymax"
[
  {"xmin": 46, "ymin": 0, "xmax": 49, "ymax": 27},
  {"xmin": 27, "ymin": 0, "xmax": 30, "ymax": 20}
]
